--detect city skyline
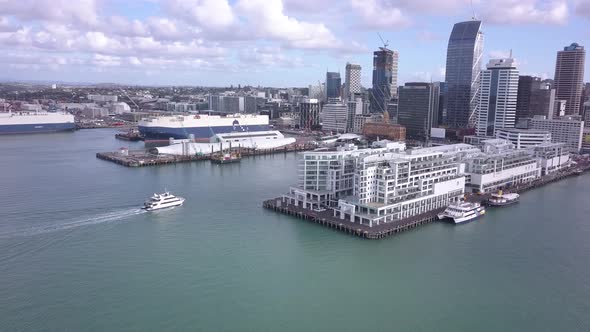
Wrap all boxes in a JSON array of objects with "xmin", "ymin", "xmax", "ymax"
[{"xmin": 0, "ymin": 0, "xmax": 589, "ymax": 87}]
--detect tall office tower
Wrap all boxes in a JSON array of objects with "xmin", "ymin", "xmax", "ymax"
[
  {"xmin": 476, "ymin": 58, "xmax": 519, "ymax": 137},
  {"xmin": 326, "ymin": 72, "xmax": 342, "ymax": 99},
  {"xmin": 516, "ymin": 76, "xmax": 556, "ymax": 121},
  {"xmin": 444, "ymin": 20, "xmax": 484, "ymax": 128},
  {"xmin": 371, "ymin": 47, "xmax": 399, "ymax": 113},
  {"xmin": 398, "ymin": 82, "xmax": 440, "ymax": 139},
  {"xmin": 554, "ymin": 43, "xmax": 585, "ymax": 116},
  {"xmin": 344, "ymin": 63, "xmax": 362, "ymax": 101}
]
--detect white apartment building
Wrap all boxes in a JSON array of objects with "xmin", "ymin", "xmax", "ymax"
[
  {"xmin": 284, "ymin": 142, "xmax": 406, "ymax": 209},
  {"xmin": 532, "ymin": 143, "xmax": 570, "ymax": 175},
  {"xmin": 283, "ymin": 142, "xmax": 467, "ymax": 227},
  {"xmin": 321, "ymin": 103, "xmax": 348, "ymax": 133},
  {"xmin": 525, "ymin": 116, "xmax": 584, "ymax": 152},
  {"xmin": 464, "ymin": 139, "xmax": 541, "ymax": 193},
  {"xmin": 336, "ymin": 148, "xmax": 466, "ymax": 226},
  {"xmin": 495, "ymin": 128, "xmax": 552, "ymax": 149},
  {"xmin": 476, "ymin": 58, "xmax": 519, "ymax": 137}
]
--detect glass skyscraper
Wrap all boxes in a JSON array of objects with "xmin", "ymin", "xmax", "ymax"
[
  {"xmin": 444, "ymin": 20, "xmax": 484, "ymax": 128},
  {"xmin": 326, "ymin": 72, "xmax": 342, "ymax": 99}
]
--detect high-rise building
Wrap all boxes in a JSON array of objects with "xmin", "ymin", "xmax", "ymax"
[
  {"xmin": 344, "ymin": 63, "xmax": 362, "ymax": 101},
  {"xmin": 371, "ymin": 47, "xmax": 399, "ymax": 113},
  {"xmin": 476, "ymin": 58, "xmax": 519, "ymax": 137},
  {"xmin": 326, "ymin": 72, "xmax": 342, "ymax": 99},
  {"xmin": 516, "ymin": 76, "xmax": 556, "ymax": 121},
  {"xmin": 397, "ymin": 82, "xmax": 440, "ymax": 139},
  {"xmin": 554, "ymin": 43, "xmax": 585, "ymax": 116},
  {"xmin": 321, "ymin": 103, "xmax": 348, "ymax": 133},
  {"xmin": 298, "ymin": 99, "xmax": 321, "ymax": 130},
  {"xmin": 444, "ymin": 20, "xmax": 484, "ymax": 128}
]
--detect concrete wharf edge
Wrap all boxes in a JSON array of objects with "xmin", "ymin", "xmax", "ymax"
[
  {"xmin": 96, "ymin": 145, "xmax": 315, "ymax": 167},
  {"xmin": 263, "ymin": 164, "xmax": 590, "ymax": 240}
]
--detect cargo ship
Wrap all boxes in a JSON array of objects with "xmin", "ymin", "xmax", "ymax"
[
  {"xmin": 138, "ymin": 114, "xmax": 269, "ymax": 142},
  {"xmin": 0, "ymin": 112, "xmax": 75, "ymax": 134}
]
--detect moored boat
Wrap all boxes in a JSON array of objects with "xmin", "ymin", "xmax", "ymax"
[
  {"xmin": 487, "ymin": 190, "xmax": 519, "ymax": 207},
  {"xmin": 438, "ymin": 201, "xmax": 486, "ymax": 224}
]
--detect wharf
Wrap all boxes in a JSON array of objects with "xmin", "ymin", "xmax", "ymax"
[
  {"xmin": 263, "ymin": 198, "xmax": 444, "ymax": 240},
  {"xmin": 263, "ymin": 163, "xmax": 590, "ymax": 240},
  {"xmin": 96, "ymin": 144, "xmax": 315, "ymax": 167}
]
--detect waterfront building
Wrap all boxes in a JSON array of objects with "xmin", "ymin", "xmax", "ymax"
[
  {"xmin": 554, "ymin": 43, "xmax": 585, "ymax": 116},
  {"xmin": 352, "ymin": 114, "xmax": 377, "ymax": 134},
  {"xmin": 326, "ymin": 72, "xmax": 342, "ymax": 99},
  {"xmin": 463, "ymin": 139, "xmax": 541, "ymax": 193},
  {"xmin": 444, "ymin": 20, "xmax": 484, "ymax": 128},
  {"xmin": 283, "ymin": 141, "xmax": 466, "ymax": 227},
  {"xmin": 362, "ymin": 122, "xmax": 406, "ymax": 141},
  {"xmin": 398, "ymin": 82, "xmax": 440, "ymax": 139},
  {"xmin": 495, "ymin": 128, "xmax": 552, "ymax": 149},
  {"xmin": 476, "ymin": 58, "xmax": 519, "ymax": 137},
  {"xmin": 298, "ymin": 99, "xmax": 321, "ymax": 130},
  {"xmin": 518, "ymin": 115, "xmax": 584, "ymax": 152},
  {"xmin": 284, "ymin": 141, "xmax": 407, "ymax": 208},
  {"xmin": 345, "ymin": 63, "xmax": 362, "ymax": 101},
  {"xmin": 532, "ymin": 143, "xmax": 570, "ymax": 175},
  {"xmin": 372, "ymin": 47, "xmax": 399, "ymax": 113},
  {"xmin": 321, "ymin": 103, "xmax": 348, "ymax": 133}
]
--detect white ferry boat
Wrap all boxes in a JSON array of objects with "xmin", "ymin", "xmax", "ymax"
[
  {"xmin": 487, "ymin": 191, "xmax": 519, "ymax": 207},
  {"xmin": 142, "ymin": 192, "xmax": 185, "ymax": 211},
  {"xmin": 138, "ymin": 113, "xmax": 269, "ymax": 141},
  {"xmin": 438, "ymin": 201, "xmax": 486, "ymax": 224}
]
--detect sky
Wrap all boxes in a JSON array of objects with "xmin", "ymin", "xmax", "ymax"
[{"xmin": 0, "ymin": 0, "xmax": 588, "ymax": 87}]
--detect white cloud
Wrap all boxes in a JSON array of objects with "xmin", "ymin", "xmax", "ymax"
[
  {"xmin": 0, "ymin": 0, "xmax": 99, "ymax": 27},
  {"xmin": 239, "ymin": 47, "xmax": 304, "ymax": 67},
  {"xmin": 351, "ymin": 0, "xmax": 411, "ymax": 29},
  {"xmin": 478, "ymin": 0, "xmax": 568, "ymax": 25},
  {"xmin": 165, "ymin": 0, "xmax": 235, "ymax": 31}
]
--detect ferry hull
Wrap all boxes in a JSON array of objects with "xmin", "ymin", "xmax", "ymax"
[
  {"xmin": 0, "ymin": 122, "xmax": 76, "ymax": 135},
  {"xmin": 138, "ymin": 124, "xmax": 270, "ymax": 140}
]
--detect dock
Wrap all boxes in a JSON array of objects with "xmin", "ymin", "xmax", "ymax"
[
  {"xmin": 263, "ymin": 198, "xmax": 444, "ymax": 240},
  {"xmin": 96, "ymin": 144, "xmax": 316, "ymax": 167},
  {"xmin": 263, "ymin": 163, "xmax": 590, "ymax": 240}
]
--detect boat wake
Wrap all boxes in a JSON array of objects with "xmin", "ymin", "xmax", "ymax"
[{"xmin": 0, "ymin": 207, "xmax": 146, "ymax": 239}]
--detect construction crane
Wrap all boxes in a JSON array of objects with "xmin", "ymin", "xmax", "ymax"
[
  {"xmin": 120, "ymin": 89, "xmax": 141, "ymax": 112},
  {"xmin": 377, "ymin": 33, "xmax": 389, "ymax": 50}
]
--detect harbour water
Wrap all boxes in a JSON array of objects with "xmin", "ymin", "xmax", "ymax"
[{"xmin": 1, "ymin": 129, "xmax": 589, "ymax": 331}]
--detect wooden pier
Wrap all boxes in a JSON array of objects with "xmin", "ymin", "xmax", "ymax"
[
  {"xmin": 263, "ymin": 198, "xmax": 444, "ymax": 240},
  {"xmin": 96, "ymin": 144, "xmax": 316, "ymax": 167}
]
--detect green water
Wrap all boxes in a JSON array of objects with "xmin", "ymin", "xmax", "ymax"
[{"xmin": 1, "ymin": 129, "xmax": 589, "ymax": 331}]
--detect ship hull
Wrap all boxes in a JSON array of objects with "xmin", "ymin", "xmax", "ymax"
[
  {"xmin": 0, "ymin": 122, "xmax": 76, "ymax": 135},
  {"xmin": 138, "ymin": 124, "xmax": 270, "ymax": 140}
]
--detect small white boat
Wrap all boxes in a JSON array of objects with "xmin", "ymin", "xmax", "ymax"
[
  {"xmin": 142, "ymin": 192, "xmax": 185, "ymax": 211},
  {"xmin": 438, "ymin": 201, "xmax": 485, "ymax": 224},
  {"xmin": 487, "ymin": 191, "xmax": 519, "ymax": 207}
]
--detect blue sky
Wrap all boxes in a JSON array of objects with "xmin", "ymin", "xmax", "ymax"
[{"xmin": 0, "ymin": 0, "xmax": 588, "ymax": 87}]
